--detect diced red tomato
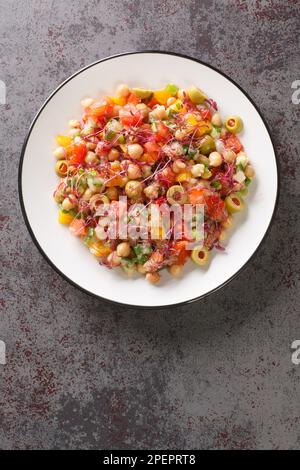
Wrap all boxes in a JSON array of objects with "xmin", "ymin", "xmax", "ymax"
[
  {"xmin": 199, "ymin": 108, "xmax": 212, "ymax": 121},
  {"xmin": 155, "ymin": 121, "xmax": 172, "ymax": 142},
  {"xmin": 157, "ymin": 166, "xmax": 176, "ymax": 187},
  {"xmin": 173, "ymin": 240, "xmax": 189, "ymax": 265},
  {"xmin": 120, "ymin": 113, "xmax": 142, "ymax": 127},
  {"xmin": 126, "ymin": 93, "xmax": 141, "ymax": 105},
  {"xmin": 224, "ymin": 133, "xmax": 243, "ymax": 153},
  {"xmin": 86, "ymin": 102, "xmax": 114, "ymax": 120},
  {"xmin": 188, "ymin": 188, "xmax": 205, "ymax": 205},
  {"xmin": 147, "ymin": 97, "xmax": 159, "ymax": 108},
  {"xmin": 154, "ymin": 196, "xmax": 167, "ymax": 205},
  {"xmin": 69, "ymin": 142, "xmax": 87, "ymax": 165},
  {"xmin": 144, "ymin": 141, "xmax": 161, "ymax": 154},
  {"xmin": 69, "ymin": 219, "xmax": 87, "ymax": 237},
  {"xmin": 205, "ymin": 194, "xmax": 226, "ymax": 222}
]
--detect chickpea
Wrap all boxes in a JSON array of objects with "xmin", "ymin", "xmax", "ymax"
[
  {"xmin": 107, "ymin": 251, "xmax": 122, "ymax": 266},
  {"xmin": 146, "ymin": 272, "xmax": 160, "ymax": 284},
  {"xmin": 144, "ymin": 184, "xmax": 159, "ymax": 199},
  {"xmin": 209, "ymin": 151, "xmax": 222, "ymax": 167},
  {"xmin": 167, "ymin": 97, "xmax": 176, "ymax": 106},
  {"xmin": 177, "ymin": 89, "xmax": 186, "ymax": 100},
  {"xmin": 172, "ymin": 160, "xmax": 186, "ymax": 173},
  {"xmin": 127, "ymin": 143, "xmax": 144, "ymax": 159},
  {"xmin": 116, "ymin": 84, "xmax": 130, "ymax": 98},
  {"xmin": 68, "ymin": 119, "xmax": 81, "ymax": 128},
  {"xmin": 119, "ymin": 175, "xmax": 129, "ymax": 188},
  {"xmin": 53, "ymin": 146, "xmax": 66, "ymax": 160},
  {"xmin": 168, "ymin": 264, "xmax": 183, "ymax": 277},
  {"xmin": 108, "ymin": 119, "xmax": 123, "ymax": 133},
  {"xmin": 69, "ymin": 128, "xmax": 80, "ymax": 138},
  {"xmin": 174, "ymin": 129, "xmax": 186, "ymax": 141},
  {"xmin": 136, "ymin": 103, "xmax": 150, "ymax": 117},
  {"xmin": 191, "ymin": 163, "xmax": 205, "ymax": 177},
  {"xmin": 211, "ymin": 112, "xmax": 222, "ymax": 127},
  {"xmin": 85, "ymin": 151, "xmax": 98, "ymax": 164},
  {"xmin": 106, "ymin": 187, "xmax": 119, "ymax": 200},
  {"xmin": 222, "ymin": 215, "xmax": 233, "ymax": 229},
  {"xmin": 137, "ymin": 264, "xmax": 147, "ymax": 274},
  {"xmin": 82, "ymin": 188, "xmax": 94, "ymax": 201},
  {"xmin": 142, "ymin": 165, "xmax": 152, "ymax": 177},
  {"xmin": 223, "ymin": 149, "xmax": 236, "ymax": 163},
  {"xmin": 244, "ymin": 165, "xmax": 255, "ymax": 178},
  {"xmin": 62, "ymin": 197, "xmax": 75, "ymax": 211},
  {"xmin": 125, "ymin": 180, "xmax": 143, "ymax": 198},
  {"xmin": 80, "ymin": 97, "xmax": 94, "ymax": 108},
  {"xmin": 112, "ymin": 104, "xmax": 121, "ymax": 117},
  {"xmin": 127, "ymin": 163, "xmax": 142, "ymax": 179},
  {"xmin": 150, "ymin": 105, "xmax": 167, "ymax": 120},
  {"xmin": 108, "ymin": 148, "xmax": 120, "ymax": 161},
  {"xmin": 54, "ymin": 189, "xmax": 64, "ymax": 203},
  {"xmin": 116, "ymin": 242, "xmax": 131, "ymax": 258},
  {"xmin": 87, "ymin": 141, "xmax": 97, "ymax": 150}
]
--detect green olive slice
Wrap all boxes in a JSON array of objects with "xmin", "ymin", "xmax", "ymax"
[
  {"xmin": 166, "ymin": 185, "xmax": 187, "ymax": 205},
  {"xmin": 55, "ymin": 160, "xmax": 68, "ymax": 177},
  {"xmin": 191, "ymin": 246, "xmax": 210, "ymax": 266},
  {"xmin": 132, "ymin": 88, "xmax": 153, "ymax": 99},
  {"xmin": 225, "ymin": 115, "xmax": 243, "ymax": 134},
  {"xmin": 225, "ymin": 193, "xmax": 244, "ymax": 213},
  {"xmin": 187, "ymin": 85, "xmax": 207, "ymax": 104}
]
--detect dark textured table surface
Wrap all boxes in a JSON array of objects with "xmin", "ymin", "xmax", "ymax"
[{"xmin": 1, "ymin": 0, "xmax": 300, "ymax": 450}]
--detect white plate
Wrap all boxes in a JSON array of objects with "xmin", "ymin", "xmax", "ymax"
[{"xmin": 19, "ymin": 52, "xmax": 278, "ymax": 308}]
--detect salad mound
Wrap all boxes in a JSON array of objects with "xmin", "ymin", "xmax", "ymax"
[{"xmin": 53, "ymin": 83, "xmax": 255, "ymax": 284}]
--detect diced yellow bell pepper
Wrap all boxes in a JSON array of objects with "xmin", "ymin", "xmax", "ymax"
[
  {"xmin": 153, "ymin": 89, "xmax": 171, "ymax": 105},
  {"xmin": 109, "ymin": 96, "xmax": 126, "ymax": 106},
  {"xmin": 186, "ymin": 113, "xmax": 198, "ymax": 126},
  {"xmin": 58, "ymin": 210, "xmax": 74, "ymax": 225},
  {"xmin": 176, "ymin": 172, "xmax": 191, "ymax": 183},
  {"xmin": 56, "ymin": 135, "xmax": 73, "ymax": 147},
  {"xmin": 89, "ymin": 241, "xmax": 111, "ymax": 258}
]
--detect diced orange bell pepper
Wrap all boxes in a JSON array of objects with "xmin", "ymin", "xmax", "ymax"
[
  {"xmin": 89, "ymin": 241, "xmax": 112, "ymax": 258},
  {"xmin": 195, "ymin": 121, "xmax": 212, "ymax": 137},
  {"xmin": 58, "ymin": 210, "xmax": 74, "ymax": 225},
  {"xmin": 106, "ymin": 174, "xmax": 124, "ymax": 187}
]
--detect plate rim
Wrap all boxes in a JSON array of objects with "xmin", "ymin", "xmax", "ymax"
[{"xmin": 18, "ymin": 50, "xmax": 280, "ymax": 310}]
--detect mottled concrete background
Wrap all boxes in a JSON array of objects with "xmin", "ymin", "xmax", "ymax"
[{"xmin": 0, "ymin": 0, "xmax": 300, "ymax": 450}]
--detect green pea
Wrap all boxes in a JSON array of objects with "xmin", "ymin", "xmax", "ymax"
[{"xmin": 225, "ymin": 115, "xmax": 243, "ymax": 134}]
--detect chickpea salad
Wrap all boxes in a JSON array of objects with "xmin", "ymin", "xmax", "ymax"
[{"xmin": 53, "ymin": 83, "xmax": 255, "ymax": 284}]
